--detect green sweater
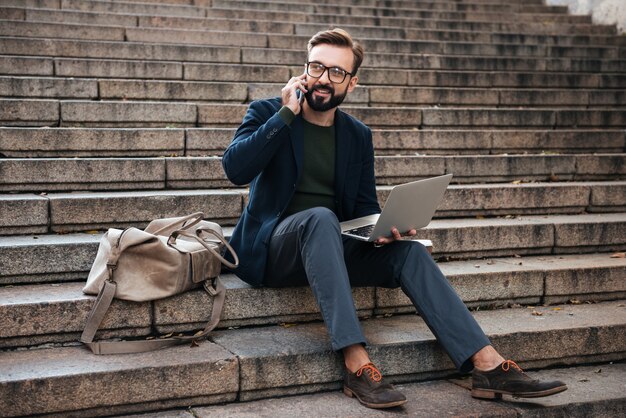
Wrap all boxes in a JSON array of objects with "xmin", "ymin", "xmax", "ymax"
[{"xmin": 279, "ymin": 107, "xmax": 336, "ymax": 217}]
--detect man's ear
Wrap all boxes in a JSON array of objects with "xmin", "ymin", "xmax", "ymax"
[{"xmin": 347, "ymin": 75, "xmax": 359, "ymax": 93}]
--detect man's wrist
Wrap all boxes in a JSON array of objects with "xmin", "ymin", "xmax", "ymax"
[{"xmin": 278, "ymin": 106, "xmax": 296, "ymax": 126}]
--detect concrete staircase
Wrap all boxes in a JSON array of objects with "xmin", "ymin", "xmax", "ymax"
[{"xmin": 0, "ymin": 0, "xmax": 625, "ymax": 416}]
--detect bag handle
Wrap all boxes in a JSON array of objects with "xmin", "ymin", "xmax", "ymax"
[
  {"xmin": 149, "ymin": 212, "xmax": 205, "ymax": 236},
  {"xmin": 168, "ymin": 227, "xmax": 239, "ymax": 270}
]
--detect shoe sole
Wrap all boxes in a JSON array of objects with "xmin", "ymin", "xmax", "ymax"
[
  {"xmin": 343, "ymin": 386, "xmax": 408, "ymax": 409},
  {"xmin": 471, "ymin": 384, "xmax": 568, "ymax": 400}
]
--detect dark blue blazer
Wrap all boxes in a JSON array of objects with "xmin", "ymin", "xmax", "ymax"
[{"xmin": 222, "ymin": 97, "xmax": 381, "ymax": 286}]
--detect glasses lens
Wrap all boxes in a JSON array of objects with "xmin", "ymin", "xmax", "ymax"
[
  {"xmin": 307, "ymin": 62, "xmax": 325, "ymax": 77},
  {"xmin": 329, "ymin": 67, "xmax": 347, "ymax": 83}
]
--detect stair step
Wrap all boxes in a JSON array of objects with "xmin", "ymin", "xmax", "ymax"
[
  {"xmin": 1, "ymin": 181, "xmax": 625, "ymax": 234},
  {"xmin": 3, "ymin": 20, "xmax": 624, "ymax": 60},
  {"xmin": 159, "ymin": 363, "xmax": 626, "ymax": 418},
  {"xmin": 4, "ymin": 55, "xmax": 626, "ymax": 89},
  {"xmin": 0, "ymin": 300, "xmax": 624, "ymax": 416},
  {"xmin": 48, "ymin": 0, "xmax": 589, "ymax": 25},
  {"xmin": 4, "ymin": 76, "xmax": 626, "ymax": 107},
  {"xmin": 0, "ymin": 342, "xmax": 239, "ymax": 417},
  {"xmin": 212, "ymin": 300, "xmax": 626, "ymax": 401},
  {"xmin": 3, "ymin": 37, "xmax": 625, "ymax": 73},
  {"xmin": 204, "ymin": 8, "xmax": 609, "ymax": 34},
  {"xmin": 0, "ymin": 127, "xmax": 187, "ymax": 157},
  {"xmin": 1, "ymin": 127, "xmax": 624, "ymax": 158},
  {"xmin": 209, "ymin": 0, "xmax": 592, "ymax": 24},
  {"xmin": 1, "ymin": 213, "xmax": 623, "ymax": 284},
  {"xmin": 6, "ymin": 5, "xmax": 619, "ymax": 40},
  {"xmin": 4, "ymin": 99, "xmax": 626, "ymax": 128},
  {"xmin": 1, "ymin": 154, "xmax": 625, "ymax": 191},
  {"xmin": 64, "ymin": 0, "xmax": 207, "ymax": 18},
  {"xmin": 1, "ymin": 254, "xmax": 624, "ymax": 347},
  {"xmin": 6, "ymin": 76, "xmax": 626, "ymax": 108}
]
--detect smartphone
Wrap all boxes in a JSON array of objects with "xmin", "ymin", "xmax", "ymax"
[{"xmin": 297, "ymin": 75, "xmax": 306, "ymax": 103}]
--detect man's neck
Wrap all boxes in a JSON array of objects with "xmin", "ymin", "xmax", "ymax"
[{"xmin": 301, "ymin": 103, "xmax": 336, "ymax": 127}]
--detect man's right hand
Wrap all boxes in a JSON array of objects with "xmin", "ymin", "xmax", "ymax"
[{"xmin": 282, "ymin": 73, "xmax": 308, "ymax": 115}]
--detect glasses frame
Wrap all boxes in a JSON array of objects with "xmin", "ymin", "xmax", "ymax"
[{"xmin": 306, "ymin": 61, "xmax": 354, "ymax": 84}]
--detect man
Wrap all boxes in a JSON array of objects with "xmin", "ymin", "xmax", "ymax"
[{"xmin": 222, "ymin": 28, "xmax": 567, "ymax": 409}]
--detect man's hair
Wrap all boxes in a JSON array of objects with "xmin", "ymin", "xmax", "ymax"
[{"xmin": 307, "ymin": 28, "xmax": 364, "ymax": 75}]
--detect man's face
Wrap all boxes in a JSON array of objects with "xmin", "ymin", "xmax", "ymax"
[{"xmin": 304, "ymin": 44, "xmax": 359, "ymax": 112}]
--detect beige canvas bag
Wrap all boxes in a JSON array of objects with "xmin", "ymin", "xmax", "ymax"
[{"xmin": 81, "ymin": 212, "xmax": 239, "ymax": 354}]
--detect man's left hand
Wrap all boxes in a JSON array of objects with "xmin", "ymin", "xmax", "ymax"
[{"xmin": 374, "ymin": 228, "xmax": 417, "ymax": 246}]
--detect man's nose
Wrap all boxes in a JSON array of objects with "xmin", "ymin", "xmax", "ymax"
[{"xmin": 319, "ymin": 68, "xmax": 331, "ymax": 84}]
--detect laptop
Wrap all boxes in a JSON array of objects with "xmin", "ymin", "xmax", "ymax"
[{"xmin": 340, "ymin": 174, "xmax": 453, "ymax": 241}]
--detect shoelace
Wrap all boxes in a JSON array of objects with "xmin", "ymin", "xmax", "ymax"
[
  {"xmin": 356, "ymin": 363, "xmax": 383, "ymax": 382},
  {"xmin": 501, "ymin": 359, "xmax": 524, "ymax": 373}
]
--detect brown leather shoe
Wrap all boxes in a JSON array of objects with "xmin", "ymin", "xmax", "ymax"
[
  {"xmin": 343, "ymin": 363, "xmax": 407, "ymax": 409},
  {"xmin": 472, "ymin": 360, "xmax": 568, "ymax": 399}
]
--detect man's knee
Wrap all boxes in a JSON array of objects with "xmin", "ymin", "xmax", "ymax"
[
  {"xmin": 301, "ymin": 207, "xmax": 341, "ymax": 233},
  {"xmin": 395, "ymin": 240, "xmax": 430, "ymax": 260}
]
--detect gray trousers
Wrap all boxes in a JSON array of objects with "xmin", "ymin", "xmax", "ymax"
[{"xmin": 265, "ymin": 207, "xmax": 491, "ymax": 373}]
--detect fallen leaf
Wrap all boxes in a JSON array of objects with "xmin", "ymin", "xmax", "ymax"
[
  {"xmin": 476, "ymin": 215, "xmax": 485, "ymax": 219},
  {"xmin": 511, "ymin": 180, "xmax": 522, "ymax": 184},
  {"xmin": 552, "ymin": 308, "xmax": 562, "ymax": 311},
  {"xmin": 486, "ymin": 260, "xmax": 495, "ymax": 265},
  {"xmin": 610, "ymin": 252, "xmax": 625, "ymax": 258},
  {"xmin": 84, "ymin": 230, "xmax": 101, "ymax": 235},
  {"xmin": 514, "ymin": 254, "xmax": 521, "ymax": 258},
  {"xmin": 194, "ymin": 330, "xmax": 204, "ymax": 337},
  {"xmin": 159, "ymin": 333, "xmax": 173, "ymax": 339},
  {"xmin": 190, "ymin": 340, "xmax": 200, "ymax": 347},
  {"xmin": 570, "ymin": 299, "xmax": 582, "ymax": 305},
  {"xmin": 531, "ymin": 310, "xmax": 543, "ymax": 316},
  {"xmin": 280, "ymin": 323, "xmax": 297, "ymax": 328}
]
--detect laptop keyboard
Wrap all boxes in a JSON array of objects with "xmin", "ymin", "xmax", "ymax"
[{"xmin": 345, "ymin": 224, "xmax": 375, "ymax": 238}]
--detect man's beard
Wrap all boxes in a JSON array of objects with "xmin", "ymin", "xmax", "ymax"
[{"xmin": 305, "ymin": 83, "xmax": 348, "ymax": 112}]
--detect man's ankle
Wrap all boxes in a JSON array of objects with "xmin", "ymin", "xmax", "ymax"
[
  {"xmin": 343, "ymin": 344, "xmax": 371, "ymax": 373},
  {"xmin": 471, "ymin": 345, "xmax": 505, "ymax": 371}
]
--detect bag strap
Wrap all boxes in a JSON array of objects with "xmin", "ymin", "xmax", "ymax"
[{"xmin": 81, "ymin": 276, "xmax": 226, "ymax": 355}]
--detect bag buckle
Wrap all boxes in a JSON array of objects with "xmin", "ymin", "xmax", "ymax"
[
  {"xmin": 203, "ymin": 279, "xmax": 218, "ymax": 296},
  {"xmin": 106, "ymin": 263, "xmax": 117, "ymax": 280}
]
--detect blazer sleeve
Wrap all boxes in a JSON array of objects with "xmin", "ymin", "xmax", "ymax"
[
  {"xmin": 353, "ymin": 127, "xmax": 382, "ymax": 218},
  {"xmin": 222, "ymin": 100, "xmax": 291, "ymax": 186}
]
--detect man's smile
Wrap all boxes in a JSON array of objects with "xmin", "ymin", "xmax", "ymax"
[{"xmin": 311, "ymin": 84, "xmax": 334, "ymax": 99}]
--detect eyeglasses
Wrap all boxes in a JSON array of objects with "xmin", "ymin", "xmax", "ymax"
[{"xmin": 306, "ymin": 61, "xmax": 354, "ymax": 84}]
